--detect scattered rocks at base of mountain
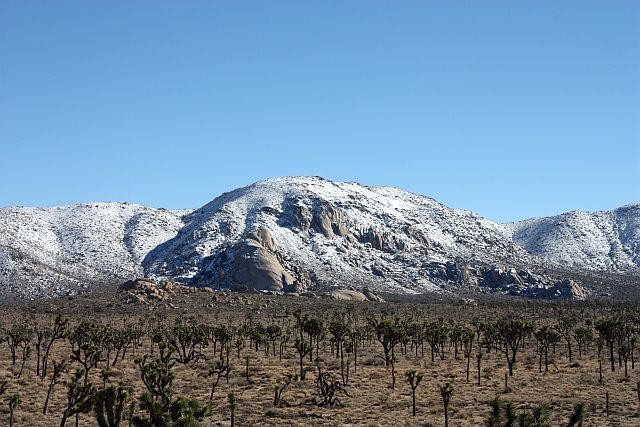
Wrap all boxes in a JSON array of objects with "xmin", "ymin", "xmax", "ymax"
[
  {"xmin": 119, "ymin": 278, "xmax": 207, "ymax": 306},
  {"xmin": 425, "ymin": 261, "xmax": 587, "ymax": 300},
  {"xmin": 330, "ymin": 287, "xmax": 385, "ymax": 302}
]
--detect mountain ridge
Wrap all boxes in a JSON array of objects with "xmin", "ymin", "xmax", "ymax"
[{"xmin": 0, "ymin": 176, "xmax": 638, "ymax": 300}]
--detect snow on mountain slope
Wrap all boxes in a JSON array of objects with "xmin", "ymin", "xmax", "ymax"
[
  {"xmin": 1, "ymin": 177, "xmax": 636, "ymax": 299},
  {"xmin": 0, "ymin": 203, "xmax": 185, "ymax": 297},
  {"xmin": 143, "ymin": 176, "xmax": 539, "ymax": 294},
  {"xmin": 502, "ymin": 204, "xmax": 640, "ymax": 273}
]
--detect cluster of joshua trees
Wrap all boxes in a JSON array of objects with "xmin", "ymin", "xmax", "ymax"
[{"xmin": 0, "ymin": 300, "xmax": 639, "ymax": 425}]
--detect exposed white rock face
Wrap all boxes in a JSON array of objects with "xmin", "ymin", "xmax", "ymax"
[{"xmin": 501, "ymin": 204, "xmax": 640, "ymax": 274}]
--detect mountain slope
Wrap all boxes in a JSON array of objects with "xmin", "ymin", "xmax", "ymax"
[
  {"xmin": 502, "ymin": 204, "xmax": 640, "ymax": 274},
  {"xmin": 0, "ymin": 203, "xmax": 185, "ymax": 298},
  {"xmin": 143, "ymin": 177, "xmax": 553, "ymax": 295},
  {"xmin": 0, "ymin": 177, "xmax": 637, "ymax": 300}
]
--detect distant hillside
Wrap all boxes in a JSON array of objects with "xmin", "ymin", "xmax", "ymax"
[{"xmin": 501, "ymin": 204, "xmax": 640, "ymax": 274}]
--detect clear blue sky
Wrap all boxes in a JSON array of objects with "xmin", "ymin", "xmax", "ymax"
[{"xmin": 1, "ymin": 1, "xmax": 638, "ymax": 222}]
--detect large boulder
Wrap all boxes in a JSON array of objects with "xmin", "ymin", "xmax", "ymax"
[
  {"xmin": 544, "ymin": 279, "xmax": 587, "ymax": 300},
  {"xmin": 232, "ymin": 226, "xmax": 295, "ymax": 292},
  {"xmin": 362, "ymin": 287, "xmax": 385, "ymax": 302},
  {"xmin": 330, "ymin": 288, "xmax": 385, "ymax": 302},
  {"xmin": 330, "ymin": 289, "xmax": 368, "ymax": 301}
]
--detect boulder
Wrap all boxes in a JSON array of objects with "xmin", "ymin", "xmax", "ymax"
[
  {"xmin": 555, "ymin": 279, "xmax": 587, "ymax": 300},
  {"xmin": 227, "ymin": 226, "xmax": 311, "ymax": 293},
  {"xmin": 330, "ymin": 288, "xmax": 385, "ymax": 302},
  {"xmin": 232, "ymin": 236, "xmax": 294, "ymax": 292},
  {"xmin": 245, "ymin": 225, "xmax": 276, "ymax": 251},
  {"xmin": 362, "ymin": 287, "xmax": 385, "ymax": 302},
  {"xmin": 330, "ymin": 289, "xmax": 368, "ymax": 301}
]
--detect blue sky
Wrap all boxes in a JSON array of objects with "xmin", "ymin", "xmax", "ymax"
[{"xmin": 1, "ymin": 1, "xmax": 638, "ymax": 222}]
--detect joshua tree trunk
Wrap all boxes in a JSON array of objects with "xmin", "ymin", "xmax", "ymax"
[{"xmin": 411, "ymin": 388, "xmax": 417, "ymax": 416}]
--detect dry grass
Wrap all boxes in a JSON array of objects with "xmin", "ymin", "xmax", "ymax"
[{"xmin": 0, "ymin": 290, "xmax": 638, "ymax": 426}]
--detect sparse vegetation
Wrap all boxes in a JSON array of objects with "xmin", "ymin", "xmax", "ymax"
[{"xmin": 0, "ymin": 290, "xmax": 638, "ymax": 425}]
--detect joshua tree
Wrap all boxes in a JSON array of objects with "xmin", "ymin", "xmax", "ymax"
[
  {"xmin": 567, "ymin": 402, "xmax": 587, "ymax": 427},
  {"xmin": 17, "ymin": 338, "xmax": 32, "ymax": 378},
  {"xmin": 369, "ymin": 316, "xmax": 405, "ymax": 366},
  {"xmin": 208, "ymin": 359, "xmax": 230, "ymax": 400},
  {"xmin": 294, "ymin": 338, "xmax": 312, "ymax": 380},
  {"xmin": 35, "ymin": 323, "xmax": 48, "ymax": 378},
  {"xmin": 213, "ymin": 325, "xmax": 233, "ymax": 359},
  {"xmin": 4, "ymin": 323, "xmax": 32, "ymax": 366},
  {"xmin": 273, "ymin": 374, "xmax": 293, "ymax": 407},
  {"xmin": 405, "ymin": 370, "xmax": 424, "ymax": 416},
  {"xmin": 557, "ymin": 316, "xmax": 577, "ymax": 361},
  {"xmin": 619, "ymin": 343, "xmax": 632, "ymax": 378},
  {"xmin": 439, "ymin": 382, "xmax": 454, "ymax": 427},
  {"xmin": 233, "ymin": 327, "xmax": 247, "ymax": 359},
  {"xmin": 519, "ymin": 403, "xmax": 552, "ymax": 426},
  {"xmin": 8, "ymin": 393, "xmax": 20, "ymax": 427},
  {"xmin": 461, "ymin": 327, "xmax": 475, "ymax": 382},
  {"xmin": 303, "ymin": 318, "xmax": 323, "ymax": 361},
  {"xmin": 596, "ymin": 318, "xmax": 622, "ymax": 372},
  {"xmin": 41, "ymin": 315, "xmax": 69, "ymax": 379},
  {"xmin": 534, "ymin": 326, "xmax": 561, "ymax": 372},
  {"xmin": 494, "ymin": 319, "xmax": 532, "ymax": 376},
  {"xmin": 487, "ymin": 397, "xmax": 552, "ymax": 427},
  {"xmin": 488, "ymin": 395, "xmax": 504, "ymax": 427},
  {"xmin": 44, "ymin": 359, "xmax": 67, "ymax": 415},
  {"xmin": 136, "ymin": 350, "xmax": 175, "ymax": 409},
  {"xmin": 71, "ymin": 342, "xmax": 103, "ymax": 386},
  {"xmin": 329, "ymin": 317, "xmax": 351, "ymax": 361},
  {"xmin": 60, "ymin": 369, "xmax": 95, "ymax": 427},
  {"xmin": 349, "ymin": 327, "xmax": 364, "ymax": 373},
  {"xmin": 228, "ymin": 393, "xmax": 236, "ymax": 427},
  {"xmin": 315, "ymin": 362, "xmax": 350, "ymax": 406},
  {"xmin": 171, "ymin": 321, "xmax": 208, "ymax": 364},
  {"xmin": 265, "ymin": 324, "xmax": 282, "ymax": 358},
  {"xmin": 133, "ymin": 394, "xmax": 210, "ymax": 427},
  {"xmin": 425, "ymin": 321, "xmax": 449, "ymax": 362},
  {"xmin": 93, "ymin": 385, "xmax": 132, "ymax": 427},
  {"xmin": 574, "ymin": 327, "xmax": 593, "ymax": 358}
]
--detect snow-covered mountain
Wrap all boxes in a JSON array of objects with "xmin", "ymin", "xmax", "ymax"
[
  {"xmin": 0, "ymin": 203, "xmax": 185, "ymax": 297},
  {"xmin": 143, "ymin": 176, "xmax": 539, "ymax": 294},
  {"xmin": 0, "ymin": 177, "xmax": 637, "ymax": 299},
  {"xmin": 501, "ymin": 204, "xmax": 640, "ymax": 274}
]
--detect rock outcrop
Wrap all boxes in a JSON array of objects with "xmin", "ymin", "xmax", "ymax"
[
  {"xmin": 119, "ymin": 278, "xmax": 171, "ymax": 304},
  {"xmin": 312, "ymin": 202, "xmax": 349, "ymax": 239},
  {"xmin": 330, "ymin": 288, "xmax": 385, "ymax": 302},
  {"xmin": 231, "ymin": 226, "xmax": 296, "ymax": 292}
]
